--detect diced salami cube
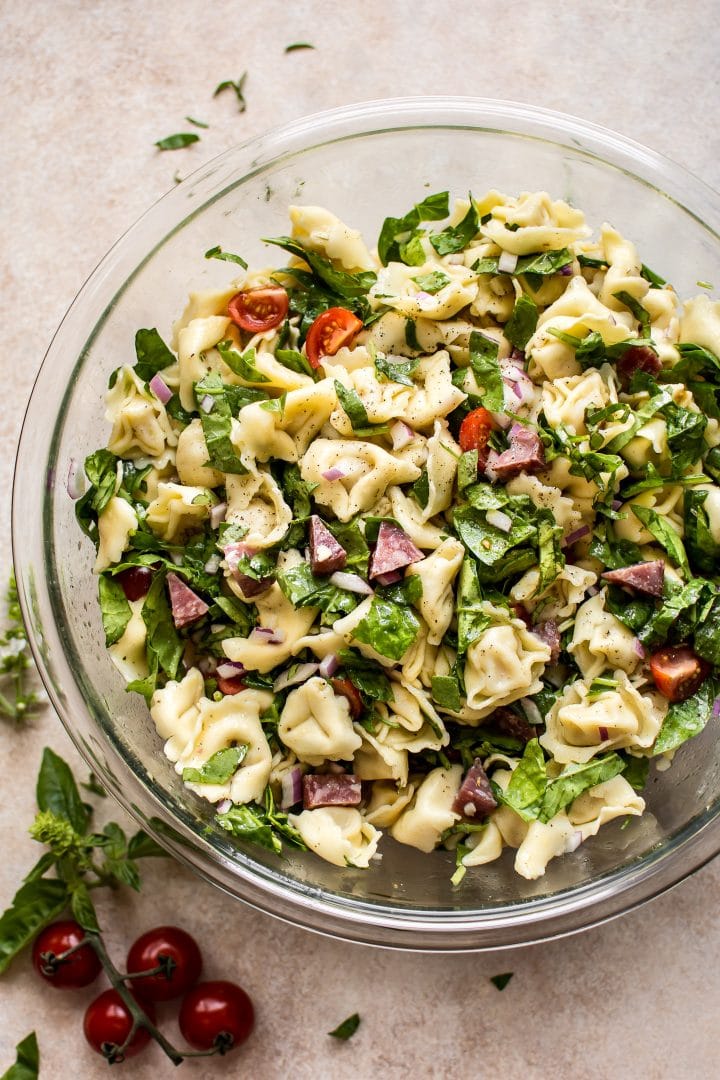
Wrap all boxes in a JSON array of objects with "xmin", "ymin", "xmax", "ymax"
[
  {"xmin": 490, "ymin": 707, "xmax": 537, "ymax": 744},
  {"xmin": 617, "ymin": 345, "xmax": 661, "ymax": 388},
  {"xmin": 166, "ymin": 572, "xmax": 209, "ymax": 628},
  {"xmin": 309, "ymin": 516, "xmax": 347, "ymax": 574},
  {"xmin": 451, "ymin": 758, "xmax": 497, "ymax": 820},
  {"xmin": 485, "ymin": 424, "xmax": 545, "ymax": 481},
  {"xmin": 533, "ymin": 618, "xmax": 561, "ymax": 661},
  {"xmin": 369, "ymin": 522, "xmax": 423, "ymax": 579},
  {"xmin": 302, "ymin": 773, "xmax": 362, "ymax": 810},
  {"xmin": 602, "ymin": 559, "xmax": 665, "ymax": 598}
]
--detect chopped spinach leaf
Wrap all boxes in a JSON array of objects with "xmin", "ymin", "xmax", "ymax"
[
  {"xmin": 333, "ymin": 380, "xmax": 387, "ymax": 435},
  {"xmin": 134, "ymin": 328, "xmax": 175, "ymax": 382},
  {"xmin": 612, "ymin": 290, "xmax": 651, "ymax": 335},
  {"xmin": 374, "ymin": 352, "xmax": 421, "ymax": 387},
  {"xmin": 353, "ymin": 598, "xmax": 420, "ymax": 662},
  {"xmin": 653, "ymin": 676, "xmax": 719, "ymax": 755},
  {"xmin": 97, "ymin": 575, "xmax": 132, "ymax": 647},
  {"xmin": 377, "ymin": 192, "xmax": 450, "ymax": 265},
  {"xmin": 538, "ymin": 753, "xmax": 625, "ymax": 823},
  {"xmin": 204, "ymin": 245, "xmax": 248, "ymax": 269},
  {"xmin": 264, "ymin": 235, "xmax": 376, "ymax": 301},
  {"xmin": 182, "ymin": 745, "xmax": 248, "ymax": 785},
  {"xmin": 412, "ymin": 270, "xmax": 451, "ymax": 294},
  {"xmin": 431, "ymin": 675, "xmax": 462, "ymax": 711},
  {"xmin": 504, "ymin": 294, "xmax": 538, "ymax": 350},
  {"xmin": 277, "ymin": 563, "xmax": 357, "ymax": 618},
  {"xmin": 631, "ymin": 505, "xmax": 690, "ymax": 576},
  {"xmin": 430, "ymin": 199, "xmax": 478, "ymax": 255},
  {"xmin": 216, "ymin": 340, "xmax": 270, "ymax": 383},
  {"xmin": 275, "ymin": 347, "xmax": 315, "ymax": 378},
  {"xmin": 468, "ymin": 331, "xmax": 503, "ymax": 412},
  {"xmin": 640, "ymin": 263, "xmax": 666, "ymax": 288}
]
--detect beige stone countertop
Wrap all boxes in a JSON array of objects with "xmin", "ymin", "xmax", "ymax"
[{"xmin": 2, "ymin": 1, "xmax": 720, "ymax": 1076}]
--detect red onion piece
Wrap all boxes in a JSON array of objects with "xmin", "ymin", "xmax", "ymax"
[
  {"xmin": 634, "ymin": 638, "xmax": 646, "ymax": 659},
  {"xmin": 319, "ymin": 653, "xmax": 340, "ymax": 678},
  {"xmin": 149, "ymin": 373, "xmax": 173, "ymax": 404},
  {"xmin": 204, "ymin": 554, "xmax": 222, "ymax": 575},
  {"xmin": 217, "ymin": 798, "xmax": 232, "ymax": 814},
  {"xmin": 210, "ymin": 501, "xmax": 227, "ymax": 529},
  {"xmin": 562, "ymin": 524, "xmax": 590, "ymax": 548},
  {"xmin": 390, "ymin": 420, "xmax": 415, "ymax": 449},
  {"xmin": 498, "ymin": 250, "xmax": 519, "ymax": 274},
  {"xmin": 200, "ymin": 394, "xmax": 215, "ymax": 414},
  {"xmin": 322, "ymin": 467, "xmax": 346, "ymax": 482},
  {"xmin": 587, "ymin": 584, "xmax": 599, "ymax": 597},
  {"xmin": 560, "ymin": 264, "xmax": 574, "ymax": 277},
  {"xmin": 611, "ymin": 499, "xmax": 623, "ymax": 511},
  {"xmin": 328, "ymin": 571, "xmax": 373, "ymax": 595},
  {"xmin": 66, "ymin": 458, "xmax": 84, "ymax": 500},
  {"xmin": 564, "ymin": 830, "xmax": 583, "ymax": 853},
  {"xmin": 281, "ymin": 766, "xmax": 304, "ymax": 810},
  {"xmin": 520, "ymin": 697, "xmax": 543, "ymax": 728},
  {"xmin": 599, "ymin": 726, "xmax": 609, "ymax": 740},
  {"xmin": 273, "ymin": 662, "xmax": 319, "ymax": 692},
  {"xmin": 490, "ymin": 410, "xmax": 512, "ymax": 429},
  {"xmin": 486, "ymin": 509, "xmax": 512, "ymax": 533},
  {"xmin": 216, "ymin": 661, "xmax": 245, "ymax": 679},
  {"xmin": 713, "ymin": 697, "xmax": 720, "ymax": 719},
  {"xmin": 249, "ymin": 626, "xmax": 286, "ymax": 644}
]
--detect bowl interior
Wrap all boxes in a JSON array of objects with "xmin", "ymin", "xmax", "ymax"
[{"xmin": 15, "ymin": 99, "xmax": 720, "ymax": 948}]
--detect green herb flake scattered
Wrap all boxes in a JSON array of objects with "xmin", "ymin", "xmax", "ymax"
[
  {"xmin": 205, "ymin": 245, "xmax": 248, "ymax": 269},
  {"xmin": 154, "ymin": 132, "xmax": 200, "ymax": 151},
  {"xmin": 185, "ymin": 116, "xmax": 209, "ymax": 129},
  {"xmin": 213, "ymin": 72, "xmax": 248, "ymax": 111},
  {"xmin": 490, "ymin": 972, "xmax": 514, "ymax": 991},
  {"xmin": 285, "ymin": 42, "xmax": 315, "ymax": 53},
  {"xmin": 328, "ymin": 1013, "xmax": 361, "ymax": 1040}
]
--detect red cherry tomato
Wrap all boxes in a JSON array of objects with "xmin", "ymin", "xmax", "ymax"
[
  {"xmin": 305, "ymin": 307, "xmax": 363, "ymax": 368},
  {"xmin": 649, "ymin": 644, "xmax": 710, "ymax": 702},
  {"xmin": 216, "ymin": 674, "xmax": 247, "ymax": 696},
  {"xmin": 228, "ymin": 286, "xmax": 289, "ymax": 333},
  {"xmin": 126, "ymin": 926, "xmax": 202, "ymax": 1002},
  {"xmin": 32, "ymin": 920, "xmax": 101, "ymax": 990},
  {"xmin": 116, "ymin": 566, "xmax": 154, "ymax": 602},
  {"xmin": 83, "ymin": 989, "xmax": 155, "ymax": 1061},
  {"xmin": 330, "ymin": 677, "xmax": 364, "ymax": 720},
  {"xmin": 459, "ymin": 407, "xmax": 495, "ymax": 456},
  {"xmin": 179, "ymin": 980, "xmax": 255, "ymax": 1054}
]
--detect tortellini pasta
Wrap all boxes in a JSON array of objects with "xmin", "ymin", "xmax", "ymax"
[{"xmin": 85, "ymin": 189, "xmax": 717, "ymax": 887}]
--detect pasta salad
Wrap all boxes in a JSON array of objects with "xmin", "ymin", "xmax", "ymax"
[{"xmin": 74, "ymin": 189, "xmax": 720, "ymax": 883}]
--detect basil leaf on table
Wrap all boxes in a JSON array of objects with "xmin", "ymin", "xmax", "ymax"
[
  {"xmin": 0, "ymin": 877, "xmax": 69, "ymax": 975},
  {"xmin": 1, "ymin": 1030, "xmax": 39, "ymax": 1080},
  {"xmin": 36, "ymin": 747, "xmax": 89, "ymax": 833}
]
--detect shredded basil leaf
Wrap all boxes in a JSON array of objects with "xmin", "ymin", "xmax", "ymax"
[
  {"xmin": 182, "ymin": 745, "xmax": 248, "ymax": 785},
  {"xmin": 154, "ymin": 133, "xmax": 199, "ymax": 151}
]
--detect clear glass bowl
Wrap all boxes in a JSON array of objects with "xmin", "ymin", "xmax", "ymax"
[{"xmin": 14, "ymin": 97, "xmax": 720, "ymax": 951}]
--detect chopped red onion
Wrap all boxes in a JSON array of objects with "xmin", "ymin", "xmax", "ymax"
[
  {"xmin": 328, "ymin": 571, "xmax": 373, "ymax": 595},
  {"xmin": 319, "ymin": 653, "xmax": 340, "ymax": 678},
  {"xmin": 611, "ymin": 499, "xmax": 623, "ymax": 511},
  {"xmin": 498, "ymin": 250, "xmax": 519, "ymax": 274},
  {"xmin": 273, "ymin": 662, "xmax": 319, "ymax": 692},
  {"xmin": 490, "ymin": 410, "xmax": 512, "ymax": 429},
  {"xmin": 217, "ymin": 798, "xmax": 232, "ymax": 814},
  {"xmin": 280, "ymin": 766, "xmax": 304, "ymax": 810},
  {"xmin": 249, "ymin": 626, "xmax": 286, "ymax": 644},
  {"xmin": 197, "ymin": 655, "xmax": 218, "ymax": 676},
  {"xmin": 634, "ymin": 639, "xmax": 646, "ymax": 659},
  {"xmin": 560, "ymin": 264, "xmax": 574, "ymax": 277},
  {"xmin": 390, "ymin": 420, "xmax": 416, "ymax": 450},
  {"xmin": 374, "ymin": 570, "xmax": 403, "ymax": 586},
  {"xmin": 66, "ymin": 458, "xmax": 84, "ymax": 500},
  {"xmin": 487, "ymin": 509, "xmax": 512, "ymax": 533},
  {"xmin": 713, "ymin": 697, "xmax": 720, "ymax": 720},
  {"xmin": 520, "ymin": 697, "xmax": 543, "ymax": 727},
  {"xmin": 416, "ymin": 290, "xmax": 434, "ymax": 309},
  {"xmin": 216, "ymin": 661, "xmax": 245, "ymax": 679},
  {"xmin": 149, "ymin": 373, "xmax": 173, "ymax": 404},
  {"xmin": 322, "ymin": 467, "xmax": 346, "ymax": 482},
  {"xmin": 446, "ymin": 253, "xmax": 465, "ymax": 265},
  {"xmin": 564, "ymin": 830, "xmax": 583, "ymax": 853},
  {"xmin": 204, "ymin": 554, "xmax": 222, "ymax": 575},
  {"xmin": 200, "ymin": 394, "xmax": 215, "ymax": 414},
  {"xmin": 562, "ymin": 524, "xmax": 590, "ymax": 548},
  {"xmin": 587, "ymin": 584, "xmax": 599, "ymax": 597},
  {"xmin": 210, "ymin": 501, "xmax": 227, "ymax": 529},
  {"xmin": 599, "ymin": 726, "xmax": 609, "ymax": 740}
]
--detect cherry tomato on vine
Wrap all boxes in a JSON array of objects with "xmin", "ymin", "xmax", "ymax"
[
  {"xmin": 179, "ymin": 980, "xmax": 255, "ymax": 1053},
  {"xmin": 32, "ymin": 920, "xmax": 101, "ymax": 990},
  {"xmin": 649, "ymin": 644, "xmax": 710, "ymax": 702},
  {"xmin": 305, "ymin": 307, "xmax": 363, "ymax": 368},
  {"xmin": 126, "ymin": 925, "xmax": 203, "ymax": 1002},
  {"xmin": 330, "ymin": 677, "xmax": 364, "ymax": 720},
  {"xmin": 83, "ymin": 989, "xmax": 155, "ymax": 1060},
  {"xmin": 228, "ymin": 286, "xmax": 289, "ymax": 332},
  {"xmin": 458, "ymin": 406, "xmax": 495, "ymax": 456},
  {"xmin": 215, "ymin": 674, "xmax": 247, "ymax": 696}
]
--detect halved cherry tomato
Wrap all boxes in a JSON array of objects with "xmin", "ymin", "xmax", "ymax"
[
  {"xmin": 305, "ymin": 307, "xmax": 363, "ymax": 368},
  {"xmin": 649, "ymin": 644, "xmax": 710, "ymax": 702},
  {"xmin": 459, "ymin": 406, "xmax": 495, "ymax": 456},
  {"xmin": 228, "ymin": 286, "xmax": 289, "ymax": 333},
  {"xmin": 330, "ymin": 677, "xmax": 364, "ymax": 719},
  {"xmin": 216, "ymin": 674, "xmax": 246, "ymax": 696}
]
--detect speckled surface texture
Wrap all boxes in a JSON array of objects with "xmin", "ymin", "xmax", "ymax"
[{"xmin": 2, "ymin": 1, "xmax": 720, "ymax": 1076}]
